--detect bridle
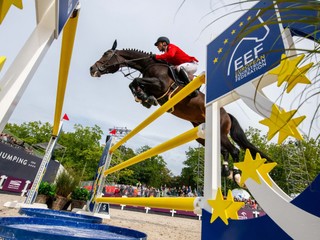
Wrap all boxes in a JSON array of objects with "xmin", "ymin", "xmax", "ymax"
[{"xmin": 96, "ymin": 50, "xmax": 151, "ymax": 78}]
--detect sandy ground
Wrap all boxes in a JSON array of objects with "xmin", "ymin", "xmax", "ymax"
[{"xmin": 0, "ymin": 193, "xmax": 201, "ymax": 240}]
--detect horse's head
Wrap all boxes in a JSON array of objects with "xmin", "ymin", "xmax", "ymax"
[{"xmin": 90, "ymin": 40, "xmax": 121, "ymax": 77}]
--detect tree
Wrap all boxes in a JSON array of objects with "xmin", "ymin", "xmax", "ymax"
[
  {"xmin": 128, "ymin": 145, "xmax": 173, "ymax": 188},
  {"xmin": 180, "ymin": 146, "xmax": 204, "ymax": 191},
  {"xmin": 58, "ymin": 124, "xmax": 104, "ymax": 181},
  {"xmin": 5, "ymin": 121, "xmax": 52, "ymax": 145}
]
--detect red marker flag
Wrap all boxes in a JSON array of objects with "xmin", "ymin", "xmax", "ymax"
[
  {"xmin": 62, "ymin": 114, "xmax": 69, "ymax": 121},
  {"xmin": 109, "ymin": 129, "xmax": 117, "ymax": 135}
]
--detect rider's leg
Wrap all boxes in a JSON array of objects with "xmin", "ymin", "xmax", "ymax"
[{"xmin": 177, "ymin": 63, "xmax": 199, "ymax": 97}]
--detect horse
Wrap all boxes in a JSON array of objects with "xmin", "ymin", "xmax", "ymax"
[{"xmin": 90, "ymin": 40, "xmax": 273, "ymax": 184}]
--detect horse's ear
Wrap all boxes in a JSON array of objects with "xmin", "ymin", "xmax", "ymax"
[{"xmin": 111, "ymin": 40, "xmax": 117, "ymax": 50}]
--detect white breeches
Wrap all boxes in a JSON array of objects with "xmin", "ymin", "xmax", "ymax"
[{"xmin": 176, "ymin": 62, "xmax": 198, "ymax": 78}]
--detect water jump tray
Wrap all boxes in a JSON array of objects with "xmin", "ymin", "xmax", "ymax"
[
  {"xmin": 0, "ymin": 217, "xmax": 147, "ymax": 240},
  {"xmin": 19, "ymin": 208, "xmax": 102, "ymax": 224}
]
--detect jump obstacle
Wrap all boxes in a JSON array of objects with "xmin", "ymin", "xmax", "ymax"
[
  {"xmin": 0, "ymin": 0, "xmax": 81, "ymax": 205},
  {"xmin": 91, "ymin": 1, "xmax": 320, "ymax": 240}
]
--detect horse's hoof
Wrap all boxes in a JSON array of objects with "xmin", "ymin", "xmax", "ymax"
[
  {"xmin": 233, "ymin": 168, "xmax": 243, "ymax": 187},
  {"xmin": 146, "ymin": 96, "xmax": 158, "ymax": 106},
  {"xmin": 221, "ymin": 163, "xmax": 231, "ymax": 177},
  {"xmin": 134, "ymin": 96, "xmax": 142, "ymax": 103},
  {"xmin": 141, "ymin": 101, "xmax": 152, "ymax": 108}
]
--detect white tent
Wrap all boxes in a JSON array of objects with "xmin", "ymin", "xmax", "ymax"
[{"xmin": 232, "ymin": 188, "xmax": 251, "ymax": 200}]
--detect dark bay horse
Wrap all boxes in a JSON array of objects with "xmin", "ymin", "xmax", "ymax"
[{"xmin": 90, "ymin": 40, "xmax": 272, "ymax": 183}]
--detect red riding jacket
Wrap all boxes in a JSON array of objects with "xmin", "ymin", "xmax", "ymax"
[{"xmin": 155, "ymin": 43, "xmax": 198, "ymax": 65}]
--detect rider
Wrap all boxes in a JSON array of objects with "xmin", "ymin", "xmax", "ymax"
[{"xmin": 153, "ymin": 36, "xmax": 199, "ymax": 97}]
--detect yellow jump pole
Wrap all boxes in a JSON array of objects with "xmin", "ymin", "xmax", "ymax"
[
  {"xmin": 95, "ymin": 197, "xmax": 196, "ymax": 211},
  {"xmin": 109, "ymin": 72, "xmax": 205, "ymax": 153},
  {"xmin": 52, "ymin": 9, "xmax": 80, "ymax": 136},
  {"xmin": 104, "ymin": 126, "xmax": 200, "ymax": 176}
]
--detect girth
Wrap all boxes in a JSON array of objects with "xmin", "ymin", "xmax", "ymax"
[{"xmin": 156, "ymin": 81, "xmax": 180, "ymax": 112}]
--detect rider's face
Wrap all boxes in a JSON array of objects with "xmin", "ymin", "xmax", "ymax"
[{"xmin": 156, "ymin": 42, "xmax": 167, "ymax": 52}]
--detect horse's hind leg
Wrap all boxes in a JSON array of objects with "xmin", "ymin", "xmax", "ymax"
[
  {"xmin": 221, "ymin": 146, "xmax": 231, "ymax": 178},
  {"xmin": 221, "ymin": 135, "xmax": 242, "ymax": 186}
]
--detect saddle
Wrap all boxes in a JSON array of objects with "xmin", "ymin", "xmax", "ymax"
[{"xmin": 167, "ymin": 66, "xmax": 187, "ymax": 86}]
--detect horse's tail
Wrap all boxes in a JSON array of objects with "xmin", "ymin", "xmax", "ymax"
[{"xmin": 228, "ymin": 113, "xmax": 273, "ymax": 162}]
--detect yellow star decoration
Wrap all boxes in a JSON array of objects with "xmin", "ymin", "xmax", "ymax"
[
  {"xmin": 226, "ymin": 190, "xmax": 244, "ymax": 219},
  {"xmin": 268, "ymin": 54, "xmax": 312, "ymax": 93},
  {"xmin": 235, "ymin": 150, "xmax": 277, "ymax": 187},
  {"xmin": 0, "ymin": 56, "xmax": 6, "ymax": 71},
  {"xmin": 207, "ymin": 188, "xmax": 243, "ymax": 225},
  {"xmin": 259, "ymin": 104, "xmax": 305, "ymax": 144},
  {"xmin": 223, "ymin": 39, "xmax": 228, "ymax": 44},
  {"xmin": 234, "ymin": 149, "xmax": 266, "ymax": 186},
  {"xmin": 0, "ymin": 0, "xmax": 23, "ymax": 24},
  {"xmin": 213, "ymin": 58, "xmax": 218, "ymax": 64},
  {"xmin": 218, "ymin": 48, "xmax": 222, "ymax": 54},
  {"xmin": 231, "ymin": 29, "xmax": 236, "ymax": 35},
  {"xmin": 257, "ymin": 161, "xmax": 277, "ymax": 187}
]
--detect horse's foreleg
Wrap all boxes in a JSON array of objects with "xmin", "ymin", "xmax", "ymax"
[{"xmin": 129, "ymin": 79, "xmax": 148, "ymax": 103}]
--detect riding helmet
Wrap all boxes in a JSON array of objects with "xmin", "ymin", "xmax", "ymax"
[{"xmin": 154, "ymin": 36, "xmax": 170, "ymax": 46}]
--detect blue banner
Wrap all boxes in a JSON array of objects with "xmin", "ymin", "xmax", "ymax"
[
  {"xmin": 88, "ymin": 136, "xmax": 113, "ymax": 211},
  {"xmin": 206, "ymin": 1, "xmax": 285, "ymax": 104},
  {"xmin": 56, "ymin": 0, "xmax": 79, "ymax": 37},
  {"xmin": 277, "ymin": 1, "xmax": 320, "ymax": 42}
]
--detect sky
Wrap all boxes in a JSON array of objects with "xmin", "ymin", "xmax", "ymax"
[{"xmin": 0, "ymin": 0, "xmax": 319, "ymax": 176}]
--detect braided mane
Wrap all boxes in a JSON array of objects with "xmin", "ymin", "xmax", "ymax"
[{"xmin": 123, "ymin": 48, "xmax": 153, "ymax": 56}]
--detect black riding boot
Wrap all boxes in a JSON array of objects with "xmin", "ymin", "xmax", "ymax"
[{"xmin": 178, "ymin": 67, "xmax": 199, "ymax": 98}]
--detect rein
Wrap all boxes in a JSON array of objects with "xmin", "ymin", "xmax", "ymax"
[{"xmin": 98, "ymin": 51, "xmax": 151, "ymax": 71}]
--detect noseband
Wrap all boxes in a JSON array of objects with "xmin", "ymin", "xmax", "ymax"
[{"xmin": 96, "ymin": 50, "xmax": 120, "ymax": 72}]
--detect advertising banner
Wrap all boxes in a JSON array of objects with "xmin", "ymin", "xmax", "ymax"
[{"xmin": 206, "ymin": 1, "xmax": 285, "ymax": 104}]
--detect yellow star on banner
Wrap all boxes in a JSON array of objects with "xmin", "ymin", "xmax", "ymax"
[
  {"xmin": 0, "ymin": 56, "xmax": 6, "ymax": 71},
  {"xmin": 259, "ymin": 104, "xmax": 305, "ymax": 144},
  {"xmin": 257, "ymin": 162, "xmax": 277, "ymax": 187},
  {"xmin": 213, "ymin": 58, "xmax": 218, "ymax": 64},
  {"xmin": 207, "ymin": 188, "xmax": 232, "ymax": 224},
  {"xmin": 0, "ymin": 0, "xmax": 23, "ymax": 24},
  {"xmin": 226, "ymin": 190, "xmax": 244, "ymax": 220},
  {"xmin": 268, "ymin": 54, "xmax": 312, "ymax": 93},
  {"xmin": 285, "ymin": 63, "xmax": 312, "ymax": 93},
  {"xmin": 234, "ymin": 149, "xmax": 266, "ymax": 186}
]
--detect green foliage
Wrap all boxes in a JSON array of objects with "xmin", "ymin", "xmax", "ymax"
[
  {"xmin": 71, "ymin": 187, "xmax": 90, "ymax": 201},
  {"xmin": 180, "ymin": 146, "xmax": 205, "ymax": 193},
  {"xmin": 55, "ymin": 171, "xmax": 77, "ymax": 198},
  {"xmin": 5, "ymin": 121, "xmax": 52, "ymax": 145},
  {"xmin": 38, "ymin": 181, "xmax": 56, "ymax": 197},
  {"xmin": 57, "ymin": 124, "xmax": 104, "ymax": 180},
  {"xmin": 5, "ymin": 121, "xmax": 320, "ymax": 196},
  {"xmin": 128, "ymin": 145, "xmax": 173, "ymax": 188}
]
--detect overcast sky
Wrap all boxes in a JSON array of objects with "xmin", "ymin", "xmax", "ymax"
[{"xmin": 0, "ymin": 0, "xmax": 318, "ymax": 175}]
